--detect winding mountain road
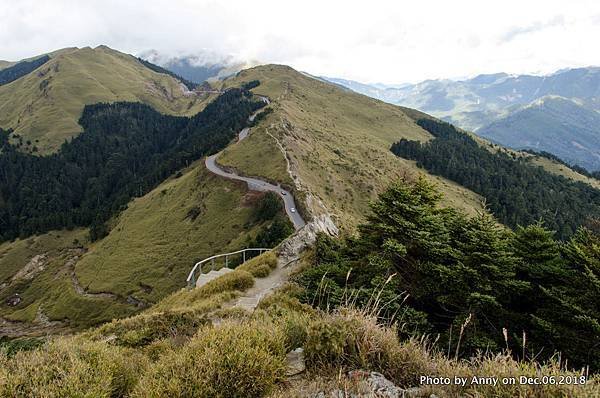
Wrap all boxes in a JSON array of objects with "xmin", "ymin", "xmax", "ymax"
[{"xmin": 205, "ymin": 100, "xmax": 306, "ymax": 230}]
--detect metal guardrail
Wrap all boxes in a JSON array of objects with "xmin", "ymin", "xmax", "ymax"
[{"xmin": 186, "ymin": 248, "xmax": 272, "ymax": 288}]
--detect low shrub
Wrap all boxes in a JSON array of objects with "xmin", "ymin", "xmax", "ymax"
[
  {"xmin": 0, "ymin": 337, "xmax": 146, "ymax": 397},
  {"xmin": 258, "ymin": 290, "xmax": 315, "ymax": 316},
  {"xmin": 133, "ymin": 319, "xmax": 286, "ymax": 398},
  {"xmin": 196, "ymin": 270, "xmax": 255, "ymax": 298},
  {"xmin": 150, "ymin": 290, "xmax": 238, "ymax": 313},
  {"xmin": 92, "ymin": 309, "xmax": 209, "ymax": 347},
  {"xmin": 304, "ymin": 315, "xmax": 358, "ymax": 369},
  {"xmin": 303, "ymin": 309, "xmax": 440, "ymax": 386},
  {"xmin": 249, "ymin": 263, "xmax": 272, "ymax": 278},
  {"xmin": 143, "ymin": 338, "xmax": 176, "ymax": 362},
  {"xmin": 237, "ymin": 251, "xmax": 278, "ymax": 277}
]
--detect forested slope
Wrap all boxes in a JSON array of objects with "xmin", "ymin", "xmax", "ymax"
[
  {"xmin": 391, "ymin": 118, "xmax": 600, "ymax": 238},
  {"xmin": 0, "ymin": 55, "xmax": 49, "ymax": 86},
  {"xmin": 0, "ymin": 87, "xmax": 263, "ymax": 242}
]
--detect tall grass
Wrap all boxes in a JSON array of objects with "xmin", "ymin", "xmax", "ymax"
[
  {"xmin": 132, "ymin": 319, "xmax": 287, "ymax": 398},
  {"xmin": 0, "ymin": 272, "xmax": 598, "ymax": 397},
  {"xmin": 236, "ymin": 251, "xmax": 278, "ymax": 278},
  {"xmin": 0, "ymin": 337, "xmax": 146, "ymax": 397}
]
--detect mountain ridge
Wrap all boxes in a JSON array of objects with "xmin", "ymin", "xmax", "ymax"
[
  {"xmin": 325, "ymin": 66, "xmax": 600, "ymax": 171},
  {"xmin": 0, "ymin": 46, "xmax": 215, "ymax": 153}
]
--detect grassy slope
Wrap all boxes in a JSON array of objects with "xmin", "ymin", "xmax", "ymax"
[
  {"xmin": 0, "ymin": 46, "xmax": 215, "ymax": 153},
  {"xmin": 75, "ymin": 161, "xmax": 265, "ymax": 304},
  {"xmin": 220, "ymin": 65, "xmax": 483, "ymax": 231},
  {"xmin": 527, "ymin": 156, "xmax": 600, "ymax": 189},
  {"xmin": 0, "ymin": 160, "xmax": 268, "ymax": 330},
  {"xmin": 0, "ymin": 228, "xmax": 134, "ymax": 328},
  {"xmin": 0, "ymin": 229, "xmax": 83, "ymax": 283},
  {"xmin": 2, "ymin": 259, "xmax": 597, "ymax": 397},
  {"xmin": 219, "ymin": 110, "xmax": 294, "ymax": 186}
]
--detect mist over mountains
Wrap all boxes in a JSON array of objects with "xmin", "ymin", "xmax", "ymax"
[
  {"xmin": 326, "ymin": 67, "xmax": 600, "ymax": 171},
  {"xmin": 137, "ymin": 49, "xmax": 256, "ymax": 83}
]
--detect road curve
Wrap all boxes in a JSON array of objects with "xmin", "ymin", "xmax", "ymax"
[
  {"xmin": 205, "ymin": 102, "xmax": 306, "ymax": 230},
  {"xmin": 206, "ymin": 155, "xmax": 305, "ymax": 230}
]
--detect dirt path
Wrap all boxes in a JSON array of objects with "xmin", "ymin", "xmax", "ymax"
[{"xmin": 66, "ymin": 249, "xmax": 121, "ymax": 300}]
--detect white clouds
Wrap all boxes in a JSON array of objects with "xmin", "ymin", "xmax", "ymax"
[{"xmin": 1, "ymin": 0, "xmax": 599, "ymax": 83}]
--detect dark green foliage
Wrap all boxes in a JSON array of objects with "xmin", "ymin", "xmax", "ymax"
[
  {"xmin": 0, "ymin": 55, "xmax": 49, "ymax": 86},
  {"xmin": 246, "ymin": 192, "xmax": 294, "ymax": 250},
  {"xmin": 255, "ymin": 192, "xmax": 283, "ymax": 221},
  {"xmin": 242, "ymin": 80, "xmax": 260, "ymax": 90},
  {"xmin": 297, "ymin": 178, "xmax": 600, "ymax": 370},
  {"xmin": 136, "ymin": 57, "xmax": 199, "ymax": 90},
  {"xmin": 391, "ymin": 118, "xmax": 600, "ymax": 239},
  {"xmin": 0, "ymin": 337, "xmax": 44, "ymax": 357},
  {"xmin": 250, "ymin": 215, "xmax": 294, "ymax": 249},
  {"xmin": 249, "ymin": 107, "xmax": 273, "ymax": 127},
  {"xmin": 0, "ymin": 88, "xmax": 264, "ymax": 241}
]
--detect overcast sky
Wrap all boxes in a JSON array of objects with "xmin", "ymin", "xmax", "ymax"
[{"xmin": 2, "ymin": 0, "xmax": 600, "ymax": 83}]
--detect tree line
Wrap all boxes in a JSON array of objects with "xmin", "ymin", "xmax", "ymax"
[
  {"xmin": 391, "ymin": 118, "xmax": 600, "ymax": 239},
  {"xmin": 0, "ymin": 87, "xmax": 264, "ymax": 242},
  {"xmin": 136, "ymin": 57, "xmax": 199, "ymax": 90}
]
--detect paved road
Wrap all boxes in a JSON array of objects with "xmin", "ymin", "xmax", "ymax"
[
  {"xmin": 205, "ymin": 155, "xmax": 305, "ymax": 230},
  {"xmin": 205, "ymin": 99, "xmax": 306, "ymax": 230}
]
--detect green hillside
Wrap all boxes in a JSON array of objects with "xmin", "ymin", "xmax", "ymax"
[
  {"xmin": 0, "ymin": 160, "xmax": 269, "ymax": 331},
  {"xmin": 219, "ymin": 65, "xmax": 483, "ymax": 232},
  {"xmin": 74, "ymin": 163, "xmax": 267, "ymax": 303},
  {"xmin": 0, "ymin": 46, "xmax": 215, "ymax": 153},
  {"xmin": 1, "ymin": 58, "xmax": 599, "ymax": 395},
  {"xmin": 2, "ymin": 61, "xmax": 598, "ymax": 334}
]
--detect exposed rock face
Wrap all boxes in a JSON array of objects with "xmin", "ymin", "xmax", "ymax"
[
  {"xmin": 348, "ymin": 371, "xmax": 406, "ymax": 397},
  {"xmin": 6, "ymin": 294, "xmax": 21, "ymax": 306},
  {"xmin": 278, "ymin": 213, "xmax": 338, "ymax": 264},
  {"xmin": 312, "ymin": 371, "xmax": 432, "ymax": 398},
  {"xmin": 11, "ymin": 253, "xmax": 48, "ymax": 282},
  {"xmin": 286, "ymin": 347, "xmax": 306, "ymax": 376}
]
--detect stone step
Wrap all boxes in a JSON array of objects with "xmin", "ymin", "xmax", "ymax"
[
  {"xmin": 236, "ymin": 296, "xmax": 260, "ymax": 311},
  {"xmin": 195, "ymin": 267, "xmax": 232, "ymax": 287}
]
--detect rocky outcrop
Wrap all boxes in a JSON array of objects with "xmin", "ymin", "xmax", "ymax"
[
  {"xmin": 277, "ymin": 213, "xmax": 338, "ymax": 264},
  {"xmin": 11, "ymin": 253, "xmax": 48, "ymax": 282},
  {"xmin": 311, "ymin": 371, "xmax": 435, "ymax": 398},
  {"xmin": 286, "ymin": 347, "xmax": 306, "ymax": 376}
]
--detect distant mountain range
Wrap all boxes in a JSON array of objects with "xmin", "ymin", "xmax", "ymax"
[
  {"xmin": 138, "ymin": 49, "xmax": 255, "ymax": 84},
  {"xmin": 325, "ymin": 67, "xmax": 600, "ymax": 171}
]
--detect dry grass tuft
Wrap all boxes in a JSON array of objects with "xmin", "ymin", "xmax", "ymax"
[
  {"xmin": 0, "ymin": 336, "xmax": 146, "ymax": 397},
  {"xmin": 132, "ymin": 319, "xmax": 287, "ymax": 398},
  {"xmin": 88, "ymin": 309, "xmax": 210, "ymax": 348},
  {"xmin": 237, "ymin": 251, "xmax": 278, "ymax": 278}
]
